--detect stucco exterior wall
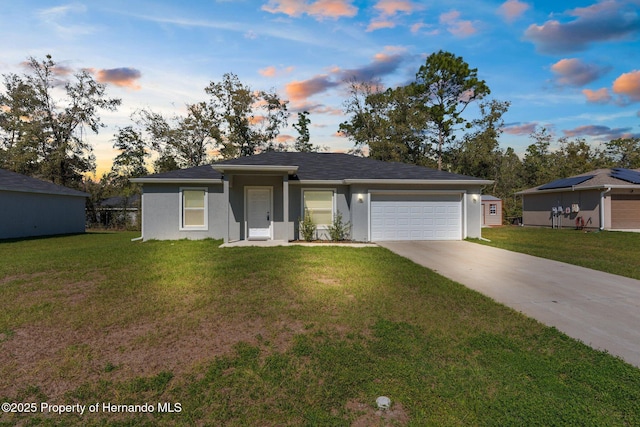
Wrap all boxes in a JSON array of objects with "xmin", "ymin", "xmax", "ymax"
[
  {"xmin": 288, "ymin": 184, "xmax": 350, "ymax": 240},
  {"xmin": 228, "ymin": 175, "xmax": 289, "ymax": 241},
  {"xmin": 522, "ymin": 190, "xmax": 601, "ymax": 229},
  {"xmin": 0, "ymin": 190, "xmax": 86, "ymax": 239},
  {"xmin": 140, "ymin": 181, "xmax": 486, "ymax": 242},
  {"xmin": 349, "ymin": 184, "xmax": 484, "ymax": 241},
  {"xmin": 141, "ymin": 184, "xmax": 226, "ymax": 240}
]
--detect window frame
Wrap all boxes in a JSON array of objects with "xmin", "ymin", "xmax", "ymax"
[
  {"xmin": 302, "ymin": 189, "xmax": 336, "ymax": 228},
  {"xmin": 489, "ymin": 203, "xmax": 497, "ymax": 216},
  {"xmin": 179, "ymin": 187, "xmax": 208, "ymax": 231}
]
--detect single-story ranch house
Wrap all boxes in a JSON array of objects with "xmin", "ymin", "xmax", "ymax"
[
  {"xmin": 517, "ymin": 168, "xmax": 640, "ymax": 230},
  {"xmin": 0, "ymin": 168, "xmax": 88, "ymax": 240},
  {"xmin": 131, "ymin": 152, "xmax": 493, "ymax": 243}
]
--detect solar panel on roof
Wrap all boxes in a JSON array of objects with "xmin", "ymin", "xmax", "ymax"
[
  {"xmin": 538, "ymin": 175, "xmax": 594, "ymax": 190},
  {"xmin": 611, "ymin": 168, "xmax": 640, "ymax": 184}
]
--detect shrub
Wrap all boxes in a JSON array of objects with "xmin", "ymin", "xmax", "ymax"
[
  {"xmin": 327, "ymin": 210, "xmax": 350, "ymax": 241},
  {"xmin": 298, "ymin": 210, "xmax": 316, "ymax": 241}
]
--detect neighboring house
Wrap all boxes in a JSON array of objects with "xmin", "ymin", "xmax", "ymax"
[
  {"xmin": 131, "ymin": 152, "xmax": 493, "ymax": 243},
  {"xmin": 517, "ymin": 168, "xmax": 640, "ymax": 230},
  {"xmin": 0, "ymin": 168, "xmax": 89, "ymax": 240},
  {"xmin": 93, "ymin": 194, "xmax": 140, "ymax": 227},
  {"xmin": 481, "ymin": 195, "xmax": 502, "ymax": 227}
]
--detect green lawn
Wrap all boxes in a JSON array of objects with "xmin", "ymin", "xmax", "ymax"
[
  {"xmin": 1, "ymin": 233, "xmax": 639, "ymax": 426},
  {"xmin": 477, "ymin": 227, "xmax": 640, "ymax": 280}
]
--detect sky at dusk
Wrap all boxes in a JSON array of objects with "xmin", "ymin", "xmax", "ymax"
[{"xmin": 1, "ymin": 0, "xmax": 639, "ymax": 176}]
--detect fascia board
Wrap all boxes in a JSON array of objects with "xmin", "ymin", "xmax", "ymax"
[
  {"xmin": 0, "ymin": 187, "xmax": 89, "ymax": 197},
  {"xmin": 343, "ymin": 179, "xmax": 494, "ymax": 185},
  {"xmin": 129, "ymin": 178, "xmax": 223, "ymax": 184},
  {"xmin": 516, "ymin": 184, "xmax": 638, "ymax": 195},
  {"xmin": 289, "ymin": 180, "xmax": 344, "ymax": 185}
]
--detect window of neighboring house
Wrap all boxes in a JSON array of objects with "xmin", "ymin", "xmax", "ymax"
[
  {"xmin": 303, "ymin": 190, "xmax": 334, "ymax": 226},
  {"xmin": 180, "ymin": 188, "xmax": 208, "ymax": 230},
  {"xmin": 489, "ymin": 204, "xmax": 497, "ymax": 215}
]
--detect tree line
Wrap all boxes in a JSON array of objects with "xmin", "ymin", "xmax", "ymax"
[{"xmin": 1, "ymin": 53, "xmax": 639, "ymax": 226}]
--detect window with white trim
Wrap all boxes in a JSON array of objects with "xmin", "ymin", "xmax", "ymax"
[
  {"xmin": 303, "ymin": 190, "xmax": 334, "ymax": 226},
  {"xmin": 489, "ymin": 204, "xmax": 497, "ymax": 215},
  {"xmin": 180, "ymin": 188, "xmax": 207, "ymax": 230}
]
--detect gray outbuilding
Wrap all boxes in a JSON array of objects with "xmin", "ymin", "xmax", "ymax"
[
  {"xmin": 0, "ymin": 169, "xmax": 89, "ymax": 240},
  {"xmin": 517, "ymin": 168, "xmax": 640, "ymax": 230},
  {"xmin": 131, "ymin": 152, "xmax": 493, "ymax": 243}
]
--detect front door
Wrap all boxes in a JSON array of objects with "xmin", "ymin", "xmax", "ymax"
[{"xmin": 247, "ymin": 187, "xmax": 272, "ymax": 240}]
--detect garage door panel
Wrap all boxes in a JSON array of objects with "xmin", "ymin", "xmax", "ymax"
[
  {"xmin": 371, "ymin": 194, "xmax": 462, "ymax": 241},
  {"xmin": 611, "ymin": 195, "xmax": 640, "ymax": 229}
]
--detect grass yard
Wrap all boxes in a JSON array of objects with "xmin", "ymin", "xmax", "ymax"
[
  {"xmin": 1, "ymin": 232, "xmax": 639, "ymax": 426},
  {"xmin": 477, "ymin": 227, "xmax": 640, "ymax": 280}
]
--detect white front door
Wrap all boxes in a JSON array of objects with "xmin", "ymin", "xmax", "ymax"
[{"xmin": 247, "ymin": 188, "xmax": 272, "ymax": 240}]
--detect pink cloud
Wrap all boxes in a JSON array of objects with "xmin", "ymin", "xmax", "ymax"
[
  {"xmin": 551, "ymin": 58, "xmax": 609, "ymax": 86},
  {"xmin": 367, "ymin": 0, "xmax": 423, "ymax": 32},
  {"xmin": 94, "ymin": 67, "xmax": 142, "ymax": 90},
  {"xmin": 440, "ymin": 10, "xmax": 477, "ymax": 37},
  {"xmin": 286, "ymin": 75, "xmax": 339, "ymax": 103},
  {"xmin": 613, "ymin": 70, "xmax": 640, "ymax": 102},
  {"xmin": 284, "ymin": 46, "xmax": 407, "ymax": 105},
  {"xmin": 503, "ymin": 122, "xmax": 538, "ymax": 135},
  {"xmin": 259, "ymin": 66, "xmax": 277, "ymax": 78},
  {"xmin": 374, "ymin": 0, "xmax": 420, "ymax": 16},
  {"xmin": 524, "ymin": 0, "xmax": 640, "ymax": 54},
  {"xmin": 367, "ymin": 19, "xmax": 396, "ymax": 31},
  {"xmin": 582, "ymin": 88, "xmax": 612, "ymax": 104},
  {"xmin": 262, "ymin": 0, "xmax": 357, "ymax": 20},
  {"xmin": 259, "ymin": 65, "xmax": 294, "ymax": 78},
  {"xmin": 498, "ymin": 0, "xmax": 529, "ymax": 23},
  {"xmin": 563, "ymin": 124, "xmax": 635, "ymax": 140}
]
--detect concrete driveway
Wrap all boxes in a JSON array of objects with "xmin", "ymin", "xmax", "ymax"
[{"xmin": 377, "ymin": 240, "xmax": 640, "ymax": 368}]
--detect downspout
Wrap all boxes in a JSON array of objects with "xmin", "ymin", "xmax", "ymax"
[{"xmin": 599, "ymin": 187, "xmax": 611, "ymax": 230}]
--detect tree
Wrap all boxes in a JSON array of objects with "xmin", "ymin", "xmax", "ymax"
[
  {"xmin": 449, "ymin": 99, "xmax": 510, "ymax": 181},
  {"xmin": 0, "ymin": 55, "xmax": 121, "ymax": 187},
  {"xmin": 134, "ymin": 101, "xmax": 217, "ymax": 169},
  {"xmin": 339, "ymin": 79, "xmax": 386, "ymax": 155},
  {"xmin": 552, "ymin": 137, "xmax": 602, "ymax": 177},
  {"xmin": 413, "ymin": 50, "xmax": 490, "ymax": 170},
  {"xmin": 293, "ymin": 111, "xmax": 313, "ymax": 152},
  {"xmin": 522, "ymin": 127, "xmax": 556, "ymax": 187},
  {"xmin": 109, "ymin": 126, "xmax": 149, "ymax": 184},
  {"xmin": 339, "ymin": 79, "xmax": 431, "ymax": 165},
  {"xmin": 603, "ymin": 137, "xmax": 640, "ymax": 168},
  {"xmin": 205, "ymin": 73, "xmax": 288, "ymax": 158}
]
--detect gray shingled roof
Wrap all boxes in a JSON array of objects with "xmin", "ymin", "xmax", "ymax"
[
  {"xmin": 0, "ymin": 168, "xmax": 89, "ymax": 197},
  {"xmin": 138, "ymin": 152, "xmax": 488, "ymax": 182},
  {"xmin": 517, "ymin": 168, "xmax": 640, "ymax": 194},
  {"xmin": 138, "ymin": 164, "xmax": 223, "ymax": 180}
]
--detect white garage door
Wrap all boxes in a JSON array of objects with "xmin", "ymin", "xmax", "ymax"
[{"xmin": 371, "ymin": 193, "xmax": 462, "ymax": 241}]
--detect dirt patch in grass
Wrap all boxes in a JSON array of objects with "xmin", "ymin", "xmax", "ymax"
[
  {"xmin": 0, "ymin": 272, "xmax": 51, "ymax": 286},
  {"xmin": 0, "ymin": 313, "xmax": 306, "ymax": 401},
  {"xmin": 346, "ymin": 399, "xmax": 409, "ymax": 426}
]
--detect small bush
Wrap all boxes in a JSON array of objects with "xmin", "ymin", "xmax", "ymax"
[
  {"xmin": 298, "ymin": 210, "xmax": 316, "ymax": 241},
  {"xmin": 327, "ymin": 210, "xmax": 350, "ymax": 241}
]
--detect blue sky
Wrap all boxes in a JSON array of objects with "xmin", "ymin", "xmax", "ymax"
[{"xmin": 1, "ymin": 0, "xmax": 639, "ymax": 175}]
